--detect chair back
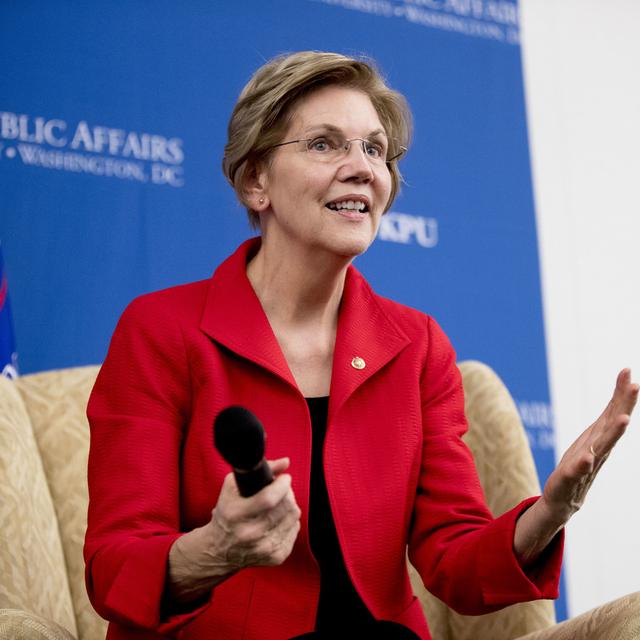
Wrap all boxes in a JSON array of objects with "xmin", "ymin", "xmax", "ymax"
[
  {"xmin": 0, "ymin": 366, "xmax": 106, "ymax": 640},
  {"xmin": 0, "ymin": 374, "xmax": 77, "ymax": 636}
]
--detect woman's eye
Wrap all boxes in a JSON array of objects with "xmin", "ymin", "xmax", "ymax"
[
  {"xmin": 309, "ymin": 138, "xmax": 332, "ymax": 153},
  {"xmin": 365, "ymin": 142, "xmax": 384, "ymax": 159}
]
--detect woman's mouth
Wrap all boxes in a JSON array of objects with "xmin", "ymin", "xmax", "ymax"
[{"xmin": 325, "ymin": 198, "xmax": 370, "ymax": 220}]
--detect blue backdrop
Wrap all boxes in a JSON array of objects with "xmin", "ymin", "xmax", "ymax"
[{"xmin": 0, "ymin": 0, "xmax": 566, "ymax": 619}]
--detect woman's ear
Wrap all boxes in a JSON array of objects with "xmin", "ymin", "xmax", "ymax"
[{"xmin": 242, "ymin": 160, "xmax": 270, "ymax": 212}]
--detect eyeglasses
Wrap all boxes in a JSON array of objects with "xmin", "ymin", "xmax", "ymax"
[{"xmin": 269, "ymin": 132, "xmax": 407, "ymax": 165}]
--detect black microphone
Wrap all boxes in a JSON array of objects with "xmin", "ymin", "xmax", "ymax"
[{"xmin": 213, "ymin": 406, "xmax": 274, "ymax": 497}]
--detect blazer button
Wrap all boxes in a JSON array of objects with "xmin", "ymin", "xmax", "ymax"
[{"xmin": 351, "ymin": 356, "xmax": 366, "ymax": 370}]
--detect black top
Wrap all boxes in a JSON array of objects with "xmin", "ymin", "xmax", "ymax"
[{"xmin": 305, "ymin": 396, "xmax": 375, "ymax": 631}]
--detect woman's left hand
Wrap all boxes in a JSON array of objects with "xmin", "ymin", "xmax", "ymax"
[
  {"xmin": 541, "ymin": 368, "xmax": 638, "ymax": 522},
  {"xmin": 514, "ymin": 369, "xmax": 638, "ymax": 565}
]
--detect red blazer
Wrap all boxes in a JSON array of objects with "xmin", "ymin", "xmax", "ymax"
[{"xmin": 85, "ymin": 238, "xmax": 562, "ymax": 640}]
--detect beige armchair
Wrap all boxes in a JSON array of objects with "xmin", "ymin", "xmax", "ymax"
[{"xmin": 0, "ymin": 362, "xmax": 638, "ymax": 639}]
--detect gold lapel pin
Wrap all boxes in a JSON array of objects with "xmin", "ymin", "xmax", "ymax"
[{"xmin": 351, "ymin": 356, "xmax": 366, "ymax": 370}]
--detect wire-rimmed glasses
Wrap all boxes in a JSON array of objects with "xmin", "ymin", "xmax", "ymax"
[{"xmin": 268, "ymin": 130, "xmax": 407, "ymax": 165}]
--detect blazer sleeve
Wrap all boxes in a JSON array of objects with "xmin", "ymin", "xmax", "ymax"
[
  {"xmin": 407, "ymin": 316, "xmax": 563, "ymax": 615},
  {"xmin": 84, "ymin": 295, "xmax": 209, "ymax": 634}
]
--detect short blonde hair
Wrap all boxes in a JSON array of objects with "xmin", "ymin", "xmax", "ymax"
[{"xmin": 222, "ymin": 51, "xmax": 412, "ymax": 228}]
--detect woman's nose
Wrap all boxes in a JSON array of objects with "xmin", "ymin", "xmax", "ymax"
[{"xmin": 337, "ymin": 141, "xmax": 374, "ymax": 182}]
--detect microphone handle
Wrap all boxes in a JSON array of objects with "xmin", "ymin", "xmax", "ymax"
[{"xmin": 234, "ymin": 459, "xmax": 274, "ymax": 497}]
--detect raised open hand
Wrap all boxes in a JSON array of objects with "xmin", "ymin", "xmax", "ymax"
[
  {"xmin": 541, "ymin": 368, "xmax": 639, "ymax": 521},
  {"xmin": 515, "ymin": 369, "xmax": 639, "ymax": 564}
]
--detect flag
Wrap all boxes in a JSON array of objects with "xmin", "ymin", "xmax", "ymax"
[{"xmin": 0, "ymin": 243, "xmax": 18, "ymax": 378}]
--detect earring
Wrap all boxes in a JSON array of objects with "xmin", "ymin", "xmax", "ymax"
[{"xmin": 259, "ymin": 197, "xmax": 265, "ymax": 205}]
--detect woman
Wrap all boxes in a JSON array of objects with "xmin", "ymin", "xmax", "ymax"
[{"xmin": 84, "ymin": 51, "xmax": 638, "ymax": 639}]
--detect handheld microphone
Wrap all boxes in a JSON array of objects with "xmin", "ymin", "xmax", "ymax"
[{"xmin": 213, "ymin": 406, "xmax": 274, "ymax": 497}]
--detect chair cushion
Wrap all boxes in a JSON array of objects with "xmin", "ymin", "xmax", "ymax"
[
  {"xmin": 517, "ymin": 591, "xmax": 640, "ymax": 640},
  {"xmin": 0, "ymin": 608, "xmax": 76, "ymax": 640},
  {"xmin": 0, "ymin": 377, "xmax": 77, "ymax": 636}
]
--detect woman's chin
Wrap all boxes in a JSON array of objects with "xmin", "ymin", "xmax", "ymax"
[
  {"xmin": 315, "ymin": 234, "xmax": 373, "ymax": 260},
  {"xmin": 323, "ymin": 225, "xmax": 377, "ymax": 258}
]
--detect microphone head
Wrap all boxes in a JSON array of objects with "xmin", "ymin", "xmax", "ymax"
[{"xmin": 213, "ymin": 405, "xmax": 266, "ymax": 471}]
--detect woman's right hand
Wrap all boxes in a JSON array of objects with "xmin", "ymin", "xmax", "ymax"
[
  {"xmin": 209, "ymin": 457, "xmax": 301, "ymax": 569},
  {"xmin": 166, "ymin": 458, "xmax": 301, "ymax": 604}
]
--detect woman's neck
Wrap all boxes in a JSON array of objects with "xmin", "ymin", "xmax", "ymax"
[
  {"xmin": 247, "ymin": 233, "xmax": 350, "ymax": 397},
  {"xmin": 246, "ymin": 238, "xmax": 350, "ymax": 331}
]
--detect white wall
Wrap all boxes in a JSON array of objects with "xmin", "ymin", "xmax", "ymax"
[{"xmin": 520, "ymin": 0, "xmax": 640, "ymax": 617}]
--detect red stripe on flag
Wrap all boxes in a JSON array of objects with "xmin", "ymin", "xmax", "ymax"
[{"xmin": 0, "ymin": 275, "xmax": 7, "ymax": 310}]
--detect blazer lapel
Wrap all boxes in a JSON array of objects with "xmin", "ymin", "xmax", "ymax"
[
  {"xmin": 199, "ymin": 238, "xmax": 298, "ymax": 390},
  {"xmin": 329, "ymin": 265, "xmax": 411, "ymax": 419}
]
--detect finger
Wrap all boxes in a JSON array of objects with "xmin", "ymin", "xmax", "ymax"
[
  {"xmin": 215, "ymin": 472, "xmax": 242, "ymax": 514},
  {"xmin": 271, "ymin": 487, "xmax": 301, "ymax": 521},
  {"xmin": 211, "ymin": 471, "xmax": 255, "ymax": 531},
  {"xmin": 258, "ymin": 517, "xmax": 302, "ymax": 566},
  {"xmin": 267, "ymin": 457, "xmax": 291, "ymax": 475},
  {"xmin": 595, "ymin": 370, "xmax": 633, "ymax": 426},
  {"xmin": 252, "ymin": 489, "xmax": 297, "ymax": 534},
  {"xmin": 626, "ymin": 381, "xmax": 640, "ymax": 414},
  {"xmin": 588, "ymin": 371, "xmax": 637, "ymax": 451},
  {"xmin": 216, "ymin": 471, "xmax": 293, "ymax": 523},
  {"xmin": 240, "ymin": 473, "xmax": 294, "ymax": 519},
  {"xmin": 591, "ymin": 414, "xmax": 631, "ymax": 458},
  {"xmin": 272, "ymin": 516, "xmax": 302, "ymax": 558},
  {"xmin": 612, "ymin": 369, "xmax": 639, "ymax": 415},
  {"xmin": 559, "ymin": 426, "xmax": 594, "ymax": 464},
  {"xmin": 268, "ymin": 492, "xmax": 302, "ymax": 531},
  {"xmin": 277, "ymin": 499, "xmax": 302, "ymax": 532},
  {"xmin": 237, "ymin": 490, "xmax": 301, "ymax": 548}
]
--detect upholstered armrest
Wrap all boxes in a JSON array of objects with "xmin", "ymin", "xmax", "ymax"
[
  {"xmin": 0, "ymin": 608, "xmax": 76, "ymax": 640},
  {"xmin": 517, "ymin": 592, "xmax": 640, "ymax": 640}
]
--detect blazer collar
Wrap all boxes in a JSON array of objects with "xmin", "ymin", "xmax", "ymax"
[{"xmin": 200, "ymin": 238, "xmax": 411, "ymax": 410}]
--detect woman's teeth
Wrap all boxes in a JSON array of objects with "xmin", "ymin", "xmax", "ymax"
[{"xmin": 327, "ymin": 200, "xmax": 367, "ymax": 212}]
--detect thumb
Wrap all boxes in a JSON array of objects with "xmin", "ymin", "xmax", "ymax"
[{"xmin": 267, "ymin": 457, "xmax": 290, "ymax": 476}]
